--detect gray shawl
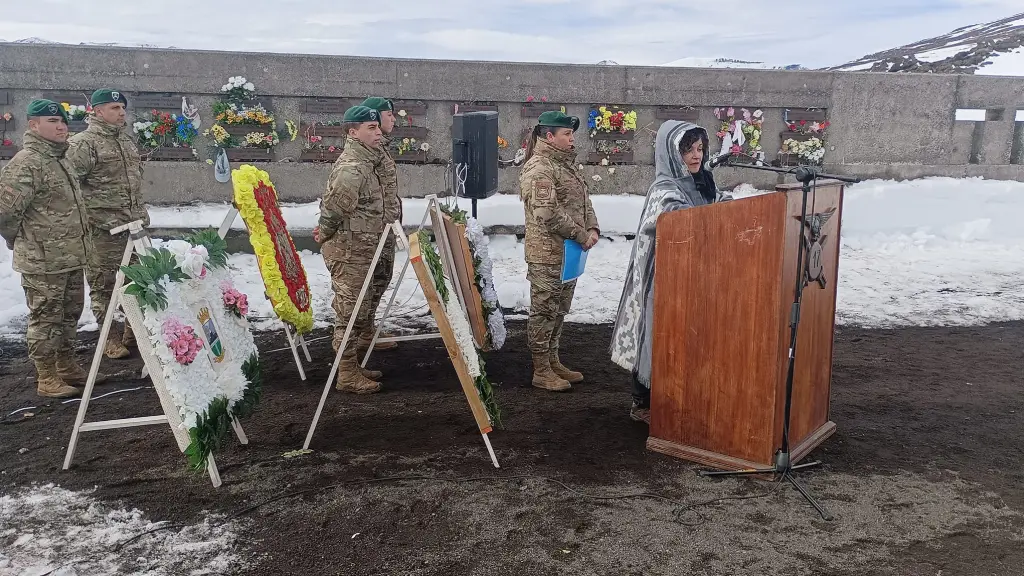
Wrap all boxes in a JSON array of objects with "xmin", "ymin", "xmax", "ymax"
[{"xmin": 608, "ymin": 120, "xmax": 730, "ymax": 387}]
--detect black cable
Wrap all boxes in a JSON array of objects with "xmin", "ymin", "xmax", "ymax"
[{"xmin": 113, "ymin": 472, "xmax": 782, "ymax": 551}]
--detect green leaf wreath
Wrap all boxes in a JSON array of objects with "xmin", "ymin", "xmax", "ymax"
[
  {"xmin": 121, "ymin": 248, "xmax": 189, "ymax": 311},
  {"xmin": 417, "ymin": 230, "xmax": 501, "ymax": 426}
]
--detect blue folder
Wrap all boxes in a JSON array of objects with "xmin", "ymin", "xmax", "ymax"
[{"xmin": 561, "ymin": 239, "xmax": 588, "ymax": 283}]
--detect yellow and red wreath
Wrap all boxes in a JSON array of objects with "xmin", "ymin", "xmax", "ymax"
[{"xmin": 231, "ymin": 165, "xmax": 314, "ymax": 334}]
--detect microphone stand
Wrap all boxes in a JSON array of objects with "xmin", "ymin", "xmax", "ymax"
[{"xmin": 696, "ymin": 155, "xmax": 860, "ymax": 521}]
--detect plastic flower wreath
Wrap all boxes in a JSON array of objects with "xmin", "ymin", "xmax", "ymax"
[{"xmin": 230, "ymin": 164, "xmax": 314, "ymax": 333}]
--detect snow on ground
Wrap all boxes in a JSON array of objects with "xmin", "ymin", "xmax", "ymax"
[
  {"xmin": 977, "ymin": 46, "xmax": 1024, "ymax": 76},
  {"xmin": 0, "ymin": 483, "xmax": 247, "ymax": 575},
  {"xmin": 1, "ymin": 177, "xmax": 1023, "ymax": 338}
]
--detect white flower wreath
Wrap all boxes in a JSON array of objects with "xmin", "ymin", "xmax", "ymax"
[{"xmin": 463, "ymin": 217, "xmax": 507, "ymax": 350}]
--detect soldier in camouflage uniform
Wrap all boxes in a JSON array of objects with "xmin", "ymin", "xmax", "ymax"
[
  {"xmin": 67, "ymin": 89, "xmax": 148, "ymax": 359},
  {"xmin": 318, "ymin": 105, "xmax": 387, "ymax": 394},
  {"xmin": 0, "ymin": 100, "xmax": 92, "ymax": 398},
  {"xmin": 518, "ymin": 111, "xmax": 600, "ymax": 392},
  {"xmin": 359, "ymin": 96, "xmax": 401, "ymax": 352}
]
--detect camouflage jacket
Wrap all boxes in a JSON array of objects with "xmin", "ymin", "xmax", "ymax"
[
  {"xmin": 518, "ymin": 139, "xmax": 600, "ymax": 265},
  {"xmin": 67, "ymin": 117, "xmax": 148, "ymax": 231},
  {"xmin": 378, "ymin": 135, "xmax": 401, "ymax": 224},
  {"xmin": 319, "ymin": 136, "xmax": 385, "ymax": 247},
  {"xmin": 0, "ymin": 131, "xmax": 91, "ymax": 274}
]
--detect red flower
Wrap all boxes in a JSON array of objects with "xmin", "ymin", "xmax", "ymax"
[
  {"xmin": 526, "ymin": 95, "xmax": 535, "ymax": 102},
  {"xmin": 821, "ymin": 121, "xmax": 831, "ymax": 129},
  {"xmin": 540, "ymin": 96, "xmax": 548, "ymax": 102},
  {"xmin": 799, "ymin": 119, "xmax": 807, "ymax": 125},
  {"xmin": 788, "ymin": 124, "xmax": 797, "ymax": 131},
  {"xmin": 2, "ymin": 138, "xmax": 12, "ymax": 146}
]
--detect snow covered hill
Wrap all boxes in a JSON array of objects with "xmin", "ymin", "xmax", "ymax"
[
  {"xmin": 658, "ymin": 57, "xmax": 803, "ymax": 70},
  {"xmin": 829, "ymin": 12, "xmax": 1024, "ymax": 75}
]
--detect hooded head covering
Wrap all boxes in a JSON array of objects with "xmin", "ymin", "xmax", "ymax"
[{"xmin": 608, "ymin": 120, "xmax": 729, "ymax": 390}]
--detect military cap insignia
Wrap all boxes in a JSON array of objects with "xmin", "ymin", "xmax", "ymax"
[
  {"xmin": 370, "ymin": 110, "xmax": 378, "ymax": 120},
  {"xmin": 111, "ymin": 91, "xmax": 120, "ymax": 101},
  {"xmin": 47, "ymin": 103, "xmax": 58, "ymax": 115}
]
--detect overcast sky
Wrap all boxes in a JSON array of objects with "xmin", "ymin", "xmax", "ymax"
[{"xmin": 0, "ymin": 1, "xmax": 1019, "ymax": 68}]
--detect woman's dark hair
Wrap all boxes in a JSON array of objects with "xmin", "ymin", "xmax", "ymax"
[
  {"xmin": 679, "ymin": 128, "xmax": 708, "ymax": 159},
  {"xmin": 524, "ymin": 125, "xmax": 559, "ymax": 162}
]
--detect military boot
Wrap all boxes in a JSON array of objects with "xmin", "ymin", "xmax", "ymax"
[
  {"xmin": 331, "ymin": 337, "xmax": 382, "ymax": 379},
  {"xmin": 104, "ymin": 330, "xmax": 130, "ymax": 359},
  {"xmin": 56, "ymin": 356, "xmax": 108, "ymax": 386},
  {"xmin": 122, "ymin": 322, "xmax": 137, "ymax": 348},
  {"xmin": 531, "ymin": 354, "xmax": 571, "ymax": 392},
  {"xmin": 36, "ymin": 362, "xmax": 83, "ymax": 399},
  {"xmin": 335, "ymin": 358, "xmax": 382, "ymax": 394},
  {"xmin": 550, "ymin": 353, "xmax": 583, "ymax": 383}
]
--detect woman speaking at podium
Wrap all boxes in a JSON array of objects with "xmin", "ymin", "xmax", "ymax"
[{"xmin": 609, "ymin": 120, "xmax": 731, "ymax": 424}]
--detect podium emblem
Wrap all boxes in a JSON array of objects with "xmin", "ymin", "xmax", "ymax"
[{"xmin": 794, "ymin": 208, "xmax": 835, "ymax": 288}]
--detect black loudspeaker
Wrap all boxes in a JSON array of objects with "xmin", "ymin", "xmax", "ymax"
[{"xmin": 451, "ymin": 111, "xmax": 498, "ymax": 199}]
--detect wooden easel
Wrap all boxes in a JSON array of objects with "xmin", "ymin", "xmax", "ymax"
[
  {"xmin": 358, "ymin": 195, "xmax": 471, "ymax": 368},
  {"xmin": 63, "ymin": 220, "xmax": 247, "ymax": 487},
  {"xmin": 216, "ymin": 205, "xmax": 313, "ymax": 380},
  {"xmin": 304, "ymin": 203, "xmax": 500, "ymax": 467}
]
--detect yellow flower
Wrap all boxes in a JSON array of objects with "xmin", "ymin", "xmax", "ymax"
[
  {"xmin": 230, "ymin": 165, "xmax": 314, "ymax": 333},
  {"xmin": 61, "ymin": 102, "xmax": 71, "ymax": 112}
]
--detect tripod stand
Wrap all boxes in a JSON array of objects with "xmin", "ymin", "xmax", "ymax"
[{"xmin": 696, "ymin": 156, "xmax": 860, "ymax": 521}]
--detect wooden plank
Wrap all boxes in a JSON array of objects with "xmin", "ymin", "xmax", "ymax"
[
  {"xmin": 785, "ymin": 109, "xmax": 827, "ymax": 123},
  {"xmin": 67, "ymin": 120, "xmax": 88, "ymax": 133},
  {"xmin": 654, "ymin": 106, "xmax": 699, "ymax": 122},
  {"xmin": 453, "ymin": 103, "xmax": 498, "ymax": 114},
  {"xmin": 142, "ymin": 147, "xmax": 196, "ymax": 161},
  {"xmin": 222, "ymin": 123, "xmax": 274, "ymax": 137},
  {"xmin": 0, "ymin": 90, "xmax": 11, "ymax": 106},
  {"xmin": 392, "ymin": 100, "xmax": 427, "ymax": 116},
  {"xmin": 299, "ymin": 149, "xmax": 342, "ymax": 163},
  {"xmin": 393, "ymin": 150, "xmax": 427, "ymax": 163},
  {"xmin": 0, "ymin": 146, "xmax": 19, "ymax": 160},
  {"xmin": 586, "ymin": 151, "xmax": 634, "ymax": 164},
  {"xmin": 779, "ymin": 131, "xmax": 818, "ymax": 143},
  {"xmin": 301, "ymin": 98, "xmax": 349, "ymax": 114},
  {"xmin": 299, "ymin": 123, "xmax": 347, "ymax": 138},
  {"xmin": 132, "ymin": 93, "xmax": 184, "ymax": 110},
  {"xmin": 43, "ymin": 91, "xmax": 93, "ymax": 105},
  {"xmin": 225, "ymin": 148, "xmax": 274, "ymax": 162},
  {"xmin": 391, "ymin": 126, "xmax": 428, "ymax": 139},
  {"xmin": 441, "ymin": 214, "xmax": 490, "ymax": 351},
  {"xmin": 408, "ymin": 233, "xmax": 493, "ymax": 433},
  {"xmin": 1, "ymin": 117, "xmax": 14, "ymax": 130},
  {"xmin": 590, "ymin": 130, "xmax": 635, "ymax": 141},
  {"xmin": 521, "ymin": 102, "xmax": 565, "ymax": 118}
]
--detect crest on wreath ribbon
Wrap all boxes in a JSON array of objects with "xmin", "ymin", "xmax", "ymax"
[{"xmin": 794, "ymin": 207, "xmax": 836, "ymax": 288}]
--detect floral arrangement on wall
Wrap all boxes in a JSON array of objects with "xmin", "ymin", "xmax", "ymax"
[
  {"xmin": 1, "ymin": 112, "xmax": 12, "ymax": 147},
  {"xmin": 133, "ymin": 109, "xmax": 199, "ymax": 154},
  {"xmin": 780, "ymin": 118, "xmax": 831, "ymax": 165},
  {"xmin": 715, "ymin": 107, "xmax": 764, "ymax": 162},
  {"xmin": 588, "ymin": 105, "xmax": 638, "ymax": 137},
  {"xmin": 204, "ymin": 76, "xmax": 295, "ymax": 153}
]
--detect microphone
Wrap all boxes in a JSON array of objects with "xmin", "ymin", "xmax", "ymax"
[{"xmin": 703, "ymin": 151, "xmax": 733, "ymax": 171}]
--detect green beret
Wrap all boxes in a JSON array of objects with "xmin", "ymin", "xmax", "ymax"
[
  {"xmin": 27, "ymin": 99, "xmax": 69, "ymax": 123},
  {"xmin": 538, "ymin": 110, "xmax": 579, "ymax": 132},
  {"xmin": 91, "ymin": 89, "xmax": 128, "ymax": 106},
  {"xmin": 343, "ymin": 105, "xmax": 380, "ymax": 124},
  {"xmin": 361, "ymin": 97, "xmax": 394, "ymax": 113}
]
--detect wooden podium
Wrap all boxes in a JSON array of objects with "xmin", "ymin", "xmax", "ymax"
[{"xmin": 646, "ymin": 180, "xmax": 844, "ymax": 471}]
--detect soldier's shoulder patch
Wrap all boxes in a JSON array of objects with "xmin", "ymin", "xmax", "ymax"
[
  {"xmin": 0, "ymin": 183, "xmax": 25, "ymax": 211},
  {"xmin": 531, "ymin": 179, "xmax": 555, "ymax": 206}
]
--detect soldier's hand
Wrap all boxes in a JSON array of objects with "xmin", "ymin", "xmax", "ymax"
[
  {"xmin": 313, "ymin": 225, "xmax": 321, "ymax": 243},
  {"xmin": 583, "ymin": 229, "xmax": 599, "ymax": 250}
]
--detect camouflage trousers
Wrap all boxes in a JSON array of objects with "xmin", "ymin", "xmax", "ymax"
[
  {"xmin": 21, "ymin": 270, "xmax": 85, "ymax": 365},
  {"xmin": 323, "ymin": 233, "xmax": 379, "ymax": 361},
  {"xmin": 367, "ymin": 235, "xmax": 396, "ymax": 322},
  {"xmin": 526, "ymin": 262, "xmax": 577, "ymax": 356},
  {"xmin": 86, "ymin": 229, "xmax": 133, "ymax": 322}
]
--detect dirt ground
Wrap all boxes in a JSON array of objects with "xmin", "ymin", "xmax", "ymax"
[{"xmin": 1, "ymin": 320, "xmax": 1023, "ymax": 575}]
